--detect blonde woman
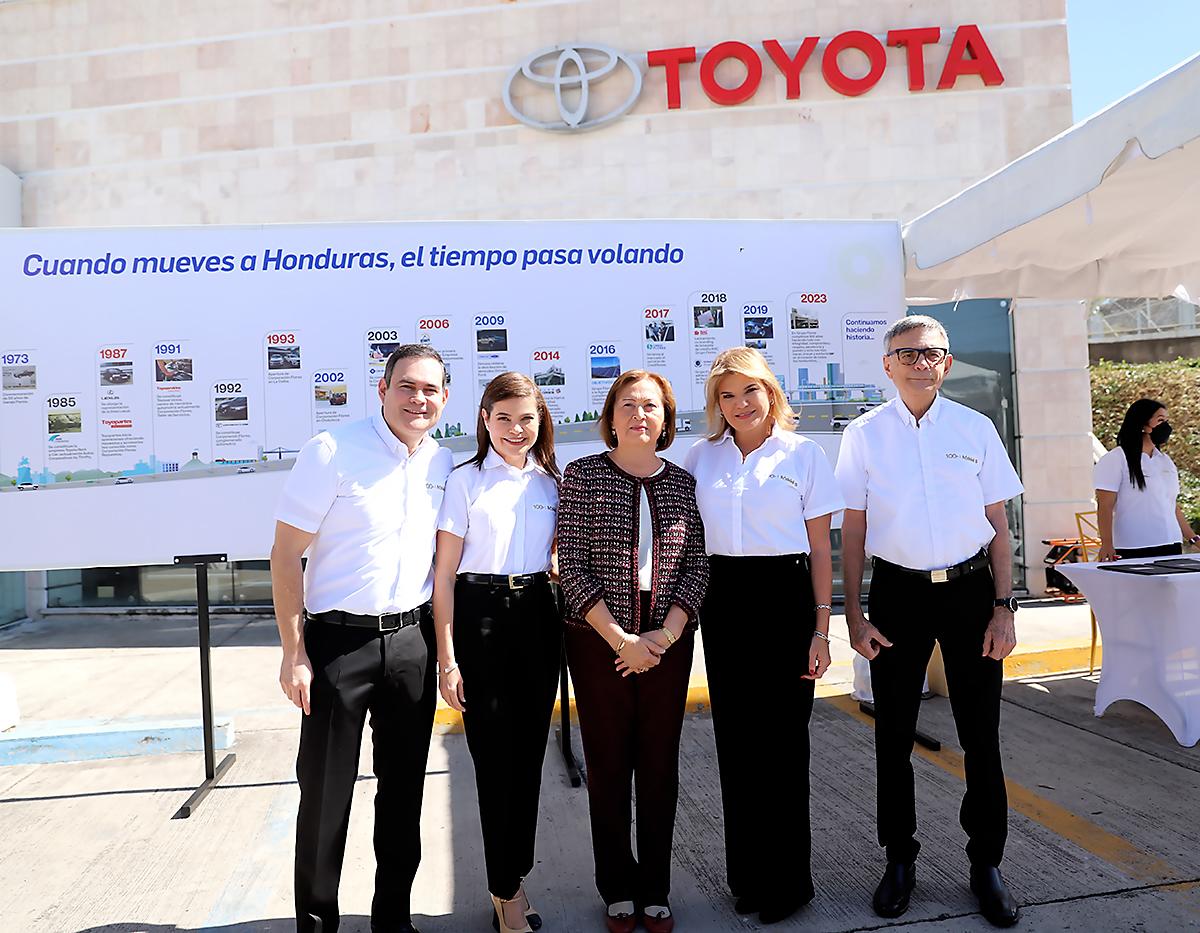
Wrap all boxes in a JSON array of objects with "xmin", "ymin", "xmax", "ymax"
[{"xmin": 682, "ymin": 347, "xmax": 843, "ymax": 925}]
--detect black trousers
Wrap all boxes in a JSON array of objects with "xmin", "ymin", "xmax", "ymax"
[
  {"xmin": 295, "ymin": 607, "xmax": 437, "ymax": 933},
  {"xmin": 566, "ymin": 594, "xmax": 695, "ymax": 906},
  {"xmin": 1114, "ymin": 542, "xmax": 1183, "ymax": 559},
  {"xmin": 703, "ymin": 554, "xmax": 816, "ymax": 902},
  {"xmin": 455, "ymin": 578, "xmax": 562, "ymax": 899},
  {"xmin": 868, "ymin": 558, "xmax": 1007, "ymax": 868}
]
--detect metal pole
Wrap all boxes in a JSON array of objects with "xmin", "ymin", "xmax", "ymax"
[{"xmin": 196, "ymin": 562, "xmax": 216, "ymax": 780}]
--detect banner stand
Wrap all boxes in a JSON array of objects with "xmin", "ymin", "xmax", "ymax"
[
  {"xmin": 857, "ymin": 701, "xmax": 942, "ymax": 752},
  {"xmin": 171, "ymin": 552, "xmax": 238, "ymax": 819}
]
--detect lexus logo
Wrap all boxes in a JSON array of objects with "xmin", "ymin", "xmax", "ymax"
[{"xmin": 503, "ymin": 44, "xmax": 643, "ymax": 132}]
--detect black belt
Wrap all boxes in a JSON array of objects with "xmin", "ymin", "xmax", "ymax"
[
  {"xmin": 457, "ymin": 571, "xmax": 550, "ymax": 590},
  {"xmin": 874, "ymin": 549, "xmax": 989, "ymax": 584},
  {"xmin": 306, "ymin": 603, "xmax": 428, "ymax": 632}
]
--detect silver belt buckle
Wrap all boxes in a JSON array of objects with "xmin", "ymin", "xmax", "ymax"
[
  {"xmin": 378, "ymin": 613, "xmax": 398, "ymax": 632},
  {"xmin": 930, "ymin": 568, "xmax": 949, "ymax": 584},
  {"xmin": 507, "ymin": 574, "xmax": 525, "ymax": 590}
]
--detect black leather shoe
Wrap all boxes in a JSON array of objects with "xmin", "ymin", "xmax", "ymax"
[
  {"xmin": 971, "ymin": 866, "xmax": 1020, "ymax": 927},
  {"xmin": 872, "ymin": 861, "xmax": 916, "ymax": 918}
]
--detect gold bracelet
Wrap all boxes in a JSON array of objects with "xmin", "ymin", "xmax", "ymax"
[{"xmin": 662, "ymin": 627, "xmax": 677, "ymax": 646}]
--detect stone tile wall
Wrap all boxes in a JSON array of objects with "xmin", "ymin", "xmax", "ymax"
[{"xmin": 0, "ymin": 0, "xmax": 1070, "ymax": 228}]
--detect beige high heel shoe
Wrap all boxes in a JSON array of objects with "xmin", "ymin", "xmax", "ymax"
[{"xmin": 490, "ymin": 893, "xmax": 534, "ymax": 933}]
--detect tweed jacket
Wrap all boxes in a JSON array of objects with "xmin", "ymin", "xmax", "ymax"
[{"xmin": 558, "ymin": 452, "xmax": 709, "ymax": 635}]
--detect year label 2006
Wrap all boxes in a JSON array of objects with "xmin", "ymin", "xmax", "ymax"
[
  {"xmin": 418, "ymin": 319, "xmax": 450, "ymax": 330},
  {"xmin": 214, "ymin": 383, "xmax": 242, "ymax": 394}
]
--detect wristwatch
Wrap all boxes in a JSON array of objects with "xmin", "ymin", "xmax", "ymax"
[{"xmin": 993, "ymin": 596, "xmax": 1019, "ymax": 613}]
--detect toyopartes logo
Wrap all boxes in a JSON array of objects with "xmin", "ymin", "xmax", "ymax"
[{"xmin": 503, "ymin": 43, "xmax": 643, "ymax": 132}]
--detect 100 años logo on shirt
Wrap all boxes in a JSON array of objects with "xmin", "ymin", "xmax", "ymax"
[{"xmin": 945, "ymin": 452, "xmax": 980, "ymax": 465}]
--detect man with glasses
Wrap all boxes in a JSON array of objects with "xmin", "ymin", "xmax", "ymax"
[
  {"xmin": 271, "ymin": 345, "xmax": 452, "ymax": 933},
  {"xmin": 835, "ymin": 315, "xmax": 1023, "ymax": 928}
]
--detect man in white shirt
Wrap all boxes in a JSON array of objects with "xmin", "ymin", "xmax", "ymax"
[
  {"xmin": 835, "ymin": 316, "xmax": 1024, "ymax": 929},
  {"xmin": 271, "ymin": 345, "xmax": 453, "ymax": 933}
]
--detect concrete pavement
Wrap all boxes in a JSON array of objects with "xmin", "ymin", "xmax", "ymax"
[{"xmin": 2, "ymin": 606, "xmax": 1198, "ymax": 931}]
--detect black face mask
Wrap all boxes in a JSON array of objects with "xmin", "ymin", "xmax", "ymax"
[{"xmin": 1150, "ymin": 422, "xmax": 1172, "ymax": 446}]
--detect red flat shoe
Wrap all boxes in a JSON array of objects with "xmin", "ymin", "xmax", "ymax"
[
  {"xmin": 604, "ymin": 908, "xmax": 637, "ymax": 933},
  {"xmin": 641, "ymin": 907, "xmax": 675, "ymax": 933}
]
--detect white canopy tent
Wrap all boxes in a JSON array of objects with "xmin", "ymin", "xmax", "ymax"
[{"xmin": 903, "ymin": 51, "xmax": 1200, "ymax": 301}]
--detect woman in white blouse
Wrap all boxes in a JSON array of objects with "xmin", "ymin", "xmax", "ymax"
[
  {"xmin": 1095, "ymin": 398, "xmax": 1198, "ymax": 561},
  {"xmin": 433, "ymin": 372, "xmax": 561, "ymax": 933},
  {"xmin": 682, "ymin": 347, "xmax": 844, "ymax": 926}
]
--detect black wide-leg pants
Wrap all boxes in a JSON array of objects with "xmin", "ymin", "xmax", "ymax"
[
  {"xmin": 455, "ymin": 578, "xmax": 562, "ymax": 899},
  {"xmin": 566, "ymin": 593, "xmax": 695, "ymax": 907},
  {"xmin": 867, "ymin": 558, "xmax": 1008, "ymax": 868},
  {"xmin": 295, "ymin": 608, "xmax": 437, "ymax": 933},
  {"xmin": 702, "ymin": 554, "xmax": 817, "ymax": 903}
]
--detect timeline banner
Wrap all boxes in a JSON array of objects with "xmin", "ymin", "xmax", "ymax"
[{"xmin": 0, "ymin": 219, "xmax": 902, "ymax": 571}]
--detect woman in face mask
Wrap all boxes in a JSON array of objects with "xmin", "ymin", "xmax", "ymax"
[{"xmin": 1094, "ymin": 398, "xmax": 1200, "ymax": 561}]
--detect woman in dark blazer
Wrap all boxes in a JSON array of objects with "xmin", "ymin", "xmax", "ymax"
[{"xmin": 557, "ymin": 369, "xmax": 709, "ymax": 933}]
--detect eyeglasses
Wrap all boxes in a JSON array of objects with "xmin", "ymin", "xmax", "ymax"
[{"xmin": 887, "ymin": 347, "xmax": 949, "ymax": 366}]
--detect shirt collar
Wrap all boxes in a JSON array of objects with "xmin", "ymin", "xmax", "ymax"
[
  {"xmin": 483, "ymin": 446, "xmax": 542, "ymax": 475},
  {"xmin": 716, "ymin": 420, "xmax": 786, "ymax": 448},
  {"xmin": 371, "ymin": 406, "xmax": 433, "ymax": 460},
  {"xmin": 893, "ymin": 393, "xmax": 943, "ymax": 428}
]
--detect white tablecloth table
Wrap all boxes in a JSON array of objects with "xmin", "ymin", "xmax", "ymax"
[{"xmin": 1059, "ymin": 559, "xmax": 1200, "ymax": 746}]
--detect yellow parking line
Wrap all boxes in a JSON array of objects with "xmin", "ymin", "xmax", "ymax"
[{"xmin": 822, "ymin": 694, "xmax": 1182, "ymax": 884}]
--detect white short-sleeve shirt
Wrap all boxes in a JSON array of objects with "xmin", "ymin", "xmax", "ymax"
[
  {"xmin": 1093, "ymin": 446, "xmax": 1180, "ymax": 549},
  {"xmin": 275, "ymin": 408, "xmax": 453, "ymax": 615},
  {"xmin": 438, "ymin": 448, "xmax": 558, "ymax": 575},
  {"xmin": 683, "ymin": 423, "xmax": 845, "ymax": 556},
  {"xmin": 834, "ymin": 395, "xmax": 1023, "ymax": 571}
]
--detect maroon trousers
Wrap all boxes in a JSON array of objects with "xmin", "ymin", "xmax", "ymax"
[{"xmin": 566, "ymin": 599, "xmax": 695, "ymax": 907}]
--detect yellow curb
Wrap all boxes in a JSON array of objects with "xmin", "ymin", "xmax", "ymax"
[{"xmin": 1004, "ymin": 644, "xmax": 1102, "ymax": 678}]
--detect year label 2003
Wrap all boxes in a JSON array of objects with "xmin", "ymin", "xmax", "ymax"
[{"xmin": 367, "ymin": 330, "xmax": 398, "ymax": 342}]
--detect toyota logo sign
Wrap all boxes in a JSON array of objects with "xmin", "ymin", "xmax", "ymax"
[{"xmin": 503, "ymin": 43, "xmax": 643, "ymax": 132}]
